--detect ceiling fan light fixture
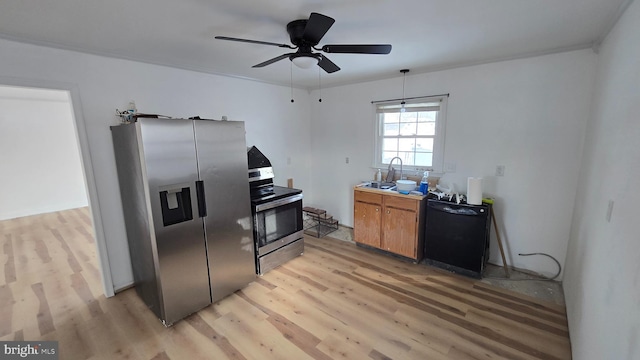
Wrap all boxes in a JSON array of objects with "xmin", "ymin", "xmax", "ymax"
[{"xmin": 291, "ymin": 55, "xmax": 319, "ymax": 69}]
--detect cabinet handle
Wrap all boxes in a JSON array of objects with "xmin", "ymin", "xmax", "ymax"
[
  {"xmin": 376, "ymin": 208, "xmax": 379, "ymax": 212},
  {"xmin": 387, "ymin": 210, "xmax": 390, "ymax": 214}
]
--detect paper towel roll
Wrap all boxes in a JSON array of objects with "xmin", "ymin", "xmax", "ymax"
[{"xmin": 467, "ymin": 177, "xmax": 483, "ymax": 205}]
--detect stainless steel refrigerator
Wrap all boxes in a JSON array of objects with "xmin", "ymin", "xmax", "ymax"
[{"xmin": 111, "ymin": 118, "xmax": 256, "ymax": 326}]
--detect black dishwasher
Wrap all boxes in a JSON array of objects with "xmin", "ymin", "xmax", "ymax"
[{"xmin": 424, "ymin": 199, "xmax": 491, "ymax": 278}]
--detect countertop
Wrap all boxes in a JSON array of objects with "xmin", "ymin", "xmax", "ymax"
[{"xmin": 354, "ymin": 184, "xmax": 427, "ymax": 200}]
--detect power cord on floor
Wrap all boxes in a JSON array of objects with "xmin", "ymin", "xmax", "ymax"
[{"xmin": 483, "ymin": 252, "xmax": 562, "ymax": 281}]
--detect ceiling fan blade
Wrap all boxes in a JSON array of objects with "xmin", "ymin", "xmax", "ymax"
[
  {"xmin": 318, "ymin": 55, "xmax": 340, "ymax": 73},
  {"xmin": 252, "ymin": 53, "xmax": 294, "ymax": 68},
  {"xmin": 302, "ymin": 12, "xmax": 335, "ymax": 44},
  {"xmin": 215, "ymin": 36, "xmax": 295, "ymax": 49},
  {"xmin": 321, "ymin": 44, "xmax": 392, "ymax": 54}
]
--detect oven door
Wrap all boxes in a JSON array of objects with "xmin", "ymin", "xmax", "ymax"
[{"xmin": 253, "ymin": 194, "xmax": 303, "ymax": 255}]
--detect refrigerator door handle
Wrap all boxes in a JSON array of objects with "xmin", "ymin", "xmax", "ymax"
[{"xmin": 195, "ymin": 180, "xmax": 207, "ymax": 218}]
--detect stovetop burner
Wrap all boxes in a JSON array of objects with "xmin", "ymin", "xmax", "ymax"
[
  {"xmin": 251, "ymin": 185, "xmax": 274, "ymax": 198},
  {"xmin": 251, "ymin": 185, "xmax": 302, "ymax": 205}
]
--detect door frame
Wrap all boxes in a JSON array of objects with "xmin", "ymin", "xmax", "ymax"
[{"xmin": 0, "ymin": 76, "xmax": 115, "ymax": 297}]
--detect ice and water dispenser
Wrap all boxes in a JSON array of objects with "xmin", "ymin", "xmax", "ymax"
[{"xmin": 159, "ymin": 185, "xmax": 193, "ymax": 226}]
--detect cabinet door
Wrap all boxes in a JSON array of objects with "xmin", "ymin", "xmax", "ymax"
[
  {"xmin": 382, "ymin": 207, "xmax": 417, "ymax": 258},
  {"xmin": 354, "ymin": 201, "xmax": 381, "ymax": 247}
]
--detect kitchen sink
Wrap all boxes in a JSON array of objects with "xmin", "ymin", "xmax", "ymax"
[{"xmin": 361, "ymin": 181, "xmax": 397, "ymax": 190}]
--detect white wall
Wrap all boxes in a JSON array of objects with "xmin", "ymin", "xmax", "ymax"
[
  {"xmin": 563, "ymin": 0, "xmax": 640, "ymax": 358},
  {"xmin": 309, "ymin": 50, "xmax": 597, "ymax": 277},
  {"xmin": 0, "ymin": 38, "xmax": 312, "ymax": 291},
  {"xmin": 0, "ymin": 87, "xmax": 88, "ymax": 220}
]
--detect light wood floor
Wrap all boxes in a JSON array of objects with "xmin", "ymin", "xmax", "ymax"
[{"xmin": 0, "ymin": 208, "xmax": 572, "ymax": 359}]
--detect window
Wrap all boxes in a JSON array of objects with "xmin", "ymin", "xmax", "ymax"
[{"xmin": 374, "ymin": 95, "xmax": 448, "ymax": 171}]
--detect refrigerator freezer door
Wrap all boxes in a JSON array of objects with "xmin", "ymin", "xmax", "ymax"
[
  {"xmin": 139, "ymin": 118, "xmax": 212, "ymax": 324},
  {"xmin": 194, "ymin": 120, "xmax": 256, "ymax": 302}
]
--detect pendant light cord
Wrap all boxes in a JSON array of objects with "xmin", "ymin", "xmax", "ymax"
[
  {"xmin": 402, "ymin": 73, "xmax": 406, "ymax": 101},
  {"xmin": 400, "ymin": 69, "xmax": 409, "ymax": 110}
]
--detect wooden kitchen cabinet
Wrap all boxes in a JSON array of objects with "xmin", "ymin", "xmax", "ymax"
[
  {"xmin": 382, "ymin": 206, "xmax": 418, "ymax": 258},
  {"xmin": 353, "ymin": 188, "xmax": 426, "ymax": 261},
  {"xmin": 354, "ymin": 200, "xmax": 381, "ymax": 247}
]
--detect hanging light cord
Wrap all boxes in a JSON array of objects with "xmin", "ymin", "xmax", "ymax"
[
  {"xmin": 400, "ymin": 69, "xmax": 409, "ymax": 110},
  {"xmin": 402, "ymin": 72, "xmax": 406, "ymax": 104}
]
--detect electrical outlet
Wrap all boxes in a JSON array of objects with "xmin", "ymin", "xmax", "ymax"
[
  {"xmin": 345, "ymin": 157, "xmax": 349, "ymax": 164},
  {"xmin": 496, "ymin": 165, "xmax": 505, "ymax": 177},
  {"xmin": 287, "ymin": 157, "xmax": 291, "ymax": 165}
]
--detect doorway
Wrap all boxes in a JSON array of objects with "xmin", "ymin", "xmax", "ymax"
[
  {"xmin": 0, "ymin": 86, "xmax": 87, "ymax": 219},
  {"xmin": 0, "ymin": 81, "xmax": 113, "ymax": 297}
]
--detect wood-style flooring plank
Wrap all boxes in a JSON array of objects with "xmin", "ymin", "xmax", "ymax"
[
  {"xmin": 185, "ymin": 313, "xmax": 247, "ymax": 360},
  {"xmin": 0, "ymin": 284, "xmax": 14, "ymax": 337},
  {"xmin": 30, "ymin": 282, "xmax": 55, "ymax": 336},
  {"xmin": 0, "ymin": 208, "xmax": 572, "ymax": 359},
  {"xmin": 3, "ymin": 234, "xmax": 17, "ymax": 284}
]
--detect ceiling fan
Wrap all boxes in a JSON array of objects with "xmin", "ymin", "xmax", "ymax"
[{"xmin": 215, "ymin": 12, "xmax": 392, "ymax": 74}]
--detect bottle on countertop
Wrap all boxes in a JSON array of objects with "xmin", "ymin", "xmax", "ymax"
[
  {"xmin": 375, "ymin": 169, "xmax": 382, "ymax": 182},
  {"xmin": 419, "ymin": 171, "xmax": 429, "ymax": 194}
]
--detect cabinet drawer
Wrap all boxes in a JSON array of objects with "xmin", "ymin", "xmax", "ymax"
[
  {"xmin": 384, "ymin": 196, "xmax": 417, "ymax": 212},
  {"xmin": 355, "ymin": 191, "xmax": 383, "ymax": 205}
]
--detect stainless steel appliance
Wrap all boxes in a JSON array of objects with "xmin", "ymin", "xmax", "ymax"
[
  {"xmin": 111, "ymin": 118, "xmax": 256, "ymax": 326},
  {"xmin": 424, "ymin": 199, "xmax": 491, "ymax": 278},
  {"xmin": 247, "ymin": 146, "xmax": 304, "ymax": 274}
]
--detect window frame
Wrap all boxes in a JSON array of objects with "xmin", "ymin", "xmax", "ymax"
[{"xmin": 373, "ymin": 95, "xmax": 448, "ymax": 173}]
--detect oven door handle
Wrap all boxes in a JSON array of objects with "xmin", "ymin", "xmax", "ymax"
[{"xmin": 255, "ymin": 193, "xmax": 303, "ymax": 212}]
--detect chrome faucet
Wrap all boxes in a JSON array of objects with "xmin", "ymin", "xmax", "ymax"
[{"xmin": 386, "ymin": 156, "xmax": 403, "ymax": 182}]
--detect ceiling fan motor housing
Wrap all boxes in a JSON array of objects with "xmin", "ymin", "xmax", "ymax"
[{"xmin": 287, "ymin": 20, "xmax": 311, "ymax": 46}]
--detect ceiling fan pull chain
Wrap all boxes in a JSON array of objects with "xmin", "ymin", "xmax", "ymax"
[
  {"xmin": 290, "ymin": 62, "xmax": 294, "ymax": 103},
  {"xmin": 318, "ymin": 66, "xmax": 322, "ymax": 103}
]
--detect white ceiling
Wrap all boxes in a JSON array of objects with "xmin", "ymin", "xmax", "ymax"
[{"xmin": 0, "ymin": 0, "xmax": 631, "ymax": 89}]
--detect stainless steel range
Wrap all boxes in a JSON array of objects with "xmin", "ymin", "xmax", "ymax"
[{"xmin": 247, "ymin": 146, "xmax": 304, "ymax": 274}]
